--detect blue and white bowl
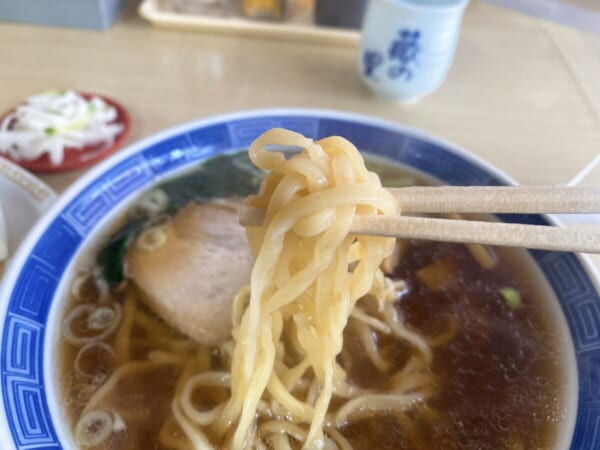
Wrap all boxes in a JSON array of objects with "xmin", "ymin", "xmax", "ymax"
[{"xmin": 0, "ymin": 109, "xmax": 598, "ymax": 449}]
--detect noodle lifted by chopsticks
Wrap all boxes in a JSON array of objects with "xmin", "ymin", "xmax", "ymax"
[{"xmin": 220, "ymin": 128, "xmax": 397, "ymax": 448}]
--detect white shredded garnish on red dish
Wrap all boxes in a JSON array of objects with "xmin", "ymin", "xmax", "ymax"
[{"xmin": 0, "ymin": 90, "xmax": 124, "ymax": 166}]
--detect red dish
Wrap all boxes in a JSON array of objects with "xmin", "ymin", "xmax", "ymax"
[{"xmin": 0, "ymin": 92, "xmax": 131, "ymax": 173}]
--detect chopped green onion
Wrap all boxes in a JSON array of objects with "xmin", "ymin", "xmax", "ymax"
[
  {"xmin": 87, "ymin": 306, "xmax": 117, "ymax": 330},
  {"xmin": 135, "ymin": 189, "xmax": 169, "ymax": 217},
  {"xmin": 44, "ymin": 127, "xmax": 55, "ymax": 136},
  {"xmin": 75, "ymin": 410, "xmax": 113, "ymax": 447},
  {"xmin": 500, "ymin": 287, "xmax": 522, "ymax": 309},
  {"xmin": 136, "ymin": 227, "xmax": 167, "ymax": 252}
]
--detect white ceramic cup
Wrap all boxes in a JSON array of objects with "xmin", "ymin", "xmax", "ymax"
[{"xmin": 359, "ymin": 0, "xmax": 469, "ymax": 103}]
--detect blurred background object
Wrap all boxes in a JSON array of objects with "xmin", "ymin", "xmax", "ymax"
[
  {"xmin": 139, "ymin": 0, "xmax": 360, "ymax": 46},
  {"xmin": 485, "ymin": 0, "xmax": 600, "ymax": 34},
  {"xmin": 314, "ymin": 0, "xmax": 367, "ymax": 29},
  {"xmin": 0, "ymin": 0, "xmax": 124, "ymax": 30},
  {"xmin": 242, "ymin": 0, "xmax": 286, "ymax": 20},
  {"xmin": 173, "ymin": 0, "xmax": 231, "ymax": 15}
]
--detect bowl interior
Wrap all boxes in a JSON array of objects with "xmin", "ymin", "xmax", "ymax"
[{"xmin": 1, "ymin": 110, "xmax": 598, "ymax": 450}]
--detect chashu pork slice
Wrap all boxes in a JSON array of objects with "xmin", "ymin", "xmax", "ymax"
[{"xmin": 127, "ymin": 201, "xmax": 254, "ymax": 346}]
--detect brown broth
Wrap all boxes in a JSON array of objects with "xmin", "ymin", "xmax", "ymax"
[
  {"xmin": 341, "ymin": 241, "xmax": 566, "ymax": 450},
  {"xmin": 59, "ymin": 291, "xmax": 187, "ymax": 450},
  {"xmin": 60, "ymin": 240, "xmax": 567, "ymax": 449}
]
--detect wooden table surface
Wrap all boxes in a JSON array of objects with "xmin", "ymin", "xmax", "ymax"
[{"xmin": 0, "ymin": 0, "xmax": 599, "ymax": 268}]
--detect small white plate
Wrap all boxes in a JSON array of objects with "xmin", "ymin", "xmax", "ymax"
[{"xmin": 0, "ymin": 158, "xmax": 56, "ymax": 278}]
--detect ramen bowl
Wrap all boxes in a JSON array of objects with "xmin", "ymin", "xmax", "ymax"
[{"xmin": 0, "ymin": 109, "xmax": 597, "ymax": 449}]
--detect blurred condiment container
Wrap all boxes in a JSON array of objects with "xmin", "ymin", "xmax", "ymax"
[
  {"xmin": 359, "ymin": 0, "xmax": 468, "ymax": 103},
  {"xmin": 314, "ymin": 0, "xmax": 367, "ymax": 29},
  {"xmin": 0, "ymin": 0, "xmax": 123, "ymax": 30},
  {"xmin": 242, "ymin": 0, "xmax": 285, "ymax": 20}
]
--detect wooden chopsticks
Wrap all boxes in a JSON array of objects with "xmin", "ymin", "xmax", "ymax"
[
  {"xmin": 390, "ymin": 186, "xmax": 600, "ymax": 214},
  {"xmin": 239, "ymin": 186, "xmax": 600, "ymax": 254},
  {"xmin": 352, "ymin": 216, "xmax": 600, "ymax": 254}
]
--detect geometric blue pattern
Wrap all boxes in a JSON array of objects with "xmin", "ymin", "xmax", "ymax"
[
  {"xmin": 539, "ymin": 252, "xmax": 600, "ymax": 351},
  {"xmin": 31, "ymin": 219, "xmax": 81, "ymax": 276},
  {"xmin": 61, "ymin": 183, "xmax": 115, "ymax": 237},
  {"xmin": 6, "ymin": 379, "xmax": 54, "ymax": 446},
  {"xmin": 3, "ymin": 316, "xmax": 42, "ymax": 382},
  {"xmin": 577, "ymin": 349, "xmax": 600, "ymax": 398},
  {"xmin": 1, "ymin": 110, "xmax": 598, "ymax": 449},
  {"xmin": 142, "ymin": 133, "xmax": 196, "ymax": 175},
  {"xmin": 8, "ymin": 259, "xmax": 59, "ymax": 324},
  {"xmin": 571, "ymin": 403, "xmax": 600, "ymax": 449}
]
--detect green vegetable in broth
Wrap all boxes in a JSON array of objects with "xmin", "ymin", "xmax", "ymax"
[
  {"xmin": 97, "ymin": 219, "xmax": 144, "ymax": 288},
  {"xmin": 500, "ymin": 287, "xmax": 522, "ymax": 310},
  {"xmin": 158, "ymin": 152, "xmax": 263, "ymax": 214}
]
